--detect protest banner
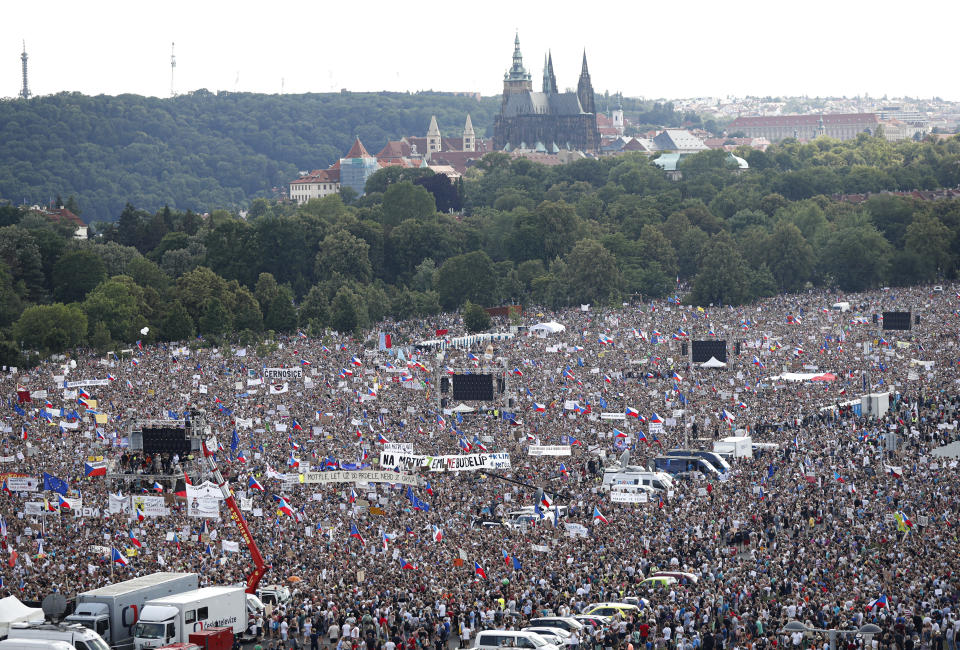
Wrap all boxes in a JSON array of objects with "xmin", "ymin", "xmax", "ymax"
[
  {"xmin": 300, "ymin": 470, "xmax": 419, "ymax": 486},
  {"xmin": 264, "ymin": 367, "xmax": 303, "ymax": 380},
  {"xmin": 65, "ymin": 379, "xmax": 110, "ymax": 388},
  {"xmin": 528, "ymin": 445, "xmax": 572, "ymax": 456},
  {"xmin": 611, "ymin": 491, "xmax": 649, "ymax": 503},
  {"xmin": 186, "ymin": 481, "xmax": 222, "ymax": 518},
  {"xmin": 383, "ymin": 442, "xmax": 415, "ymax": 454},
  {"xmin": 130, "ymin": 495, "xmax": 168, "ymax": 517}
]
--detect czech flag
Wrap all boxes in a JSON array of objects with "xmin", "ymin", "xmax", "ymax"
[
  {"xmin": 834, "ymin": 471, "xmax": 845, "ymax": 483},
  {"xmin": 275, "ymin": 496, "xmax": 293, "ymax": 517},
  {"xmin": 425, "ymin": 482, "xmax": 434, "ymax": 496},
  {"xmin": 152, "ymin": 482, "xmax": 163, "ymax": 492},
  {"xmin": 721, "ymin": 409, "xmax": 735, "ymax": 422},
  {"xmin": 637, "ymin": 430, "xmax": 650, "ymax": 445},
  {"xmin": 603, "ymin": 374, "xmax": 612, "ymax": 383},
  {"xmin": 111, "ymin": 548, "xmax": 128, "ymax": 566},
  {"xmin": 569, "ymin": 436, "xmax": 583, "ymax": 447},
  {"xmin": 593, "ymin": 506, "xmax": 608, "ymax": 524},
  {"xmin": 559, "ymin": 463, "xmax": 568, "ymax": 476},
  {"xmin": 350, "ymin": 523, "xmax": 366, "ymax": 546},
  {"xmin": 58, "ymin": 494, "xmax": 71, "ymax": 510},
  {"xmin": 300, "ymin": 359, "xmax": 311, "ymax": 366},
  {"xmin": 614, "ymin": 428, "xmax": 627, "ymax": 439},
  {"xmin": 129, "ymin": 531, "xmax": 142, "ymax": 548},
  {"xmin": 377, "ymin": 432, "xmax": 389, "ymax": 444},
  {"xmin": 472, "ymin": 436, "xmax": 488, "ymax": 452},
  {"xmin": 474, "ymin": 561, "xmax": 487, "ymax": 579},
  {"xmin": 248, "ymin": 476, "xmax": 264, "ymax": 491},
  {"xmin": 350, "ymin": 356, "xmax": 363, "ymax": 367},
  {"xmin": 672, "ymin": 372, "xmax": 683, "ymax": 382},
  {"xmin": 866, "ymin": 594, "xmax": 888, "ymax": 610},
  {"xmin": 84, "ymin": 461, "xmax": 107, "ymax": 477},
  {"xmin": 625, "ymin": 406, "xmax": 640, "ymax": 418},
  {"xmin": 400, "ymin": 557, "xmax": 417, "ymax": 570},
  {"xmin": 432, "ymin": 525, "xmax": 443, "ymax": 542},
  {"xmin": 468, "ymin": 353, "xmax": 479, "ymax": 362},
  {"xmin": 135, "ymin": 506, "xmax": 145, "ymax": 522},
  {"xmin": 737, "ymin": 401, "xmax": 748, "ymax": 409},
  {"xmin": 533, "ymin": 403, "xmax": 546, "ymax": 412},
  {"xmin": 349, "ymin": 488, "xmax": 357, "ymax": 503},
  {"xmin": 649, "ymin": 412, "xmax": 663, "ymax": 424},
  {"xmin": 540, "ymin": 492, "xmax": 553, "ymax": 509},
  {"xmin": 512, "ymin": 367, "xmax": 523, "ymax": 377}
]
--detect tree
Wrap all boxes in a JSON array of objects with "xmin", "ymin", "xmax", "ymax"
[
  {"xmin": 329, "ymin": 286, "xmax": 368, "ymax": 334},
  {"xmin": 198, "ymin": 298, "xmax": 232, "ymax": 337},
  {"xmin": 381, "ymin": 182, "xmax": 437, "ymax": 227},
  {"xmin": 904, "ymin": 213, "xmax": 952, "ymax": 281},
  {"xmin": 690, "ymin": 233, "xmax": 752, "ymax": 305},
  {"xmin": 563, "ymin": 239, "xmax": 622, "ymax": 306},
  {"xmin": 0, "ymin": 225, "xmax": 46, "ymax": 301},
  {"xmin": 176, "ymin": 267, "xmax": 235, "ymax": 326},
  {"xmin": 435, "ymin": 251, "xmax": 497, "ymax": 311},
  {"xmin": 263, "ymin": 286, "xmax": 297, "ymax": 333},
  {"xmin": 766, "ymin": 221, "xmax": 814, "ymax": 292},
  {"xmin": 13, "ymin": 303, "xmax": 87, "ymax": 354},
  {"xmin": 160, "ymin": 299, "xmax": 195, "ymax": 341},
  {"xmin": 82, "ymin": 275, "xmax": 150, "ymax": 343},
  {"xmin": 0, "ymin": 261, "xmax": 24, "ymax": 327},
  {"xmin": 233, "ymin": 287, "xmax": 264, "ymax": 333},
  {"xmin": 819, "ymin": 215, "xmax": 892, "ymax": 291},
  {"xmin": 315, "ymin": 230, "xmax": 372, "ymax": 284},
  {"xmin": 463, "ymin": 301, "xmax": 491, "ymax": 333},
  {"xmin": 52, "ymin": 250, "xmax": 107, "ymax": 303}
]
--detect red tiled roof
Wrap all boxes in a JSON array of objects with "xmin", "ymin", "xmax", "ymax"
[
  {"xmin": 729, "ymin": 113, "xmax": 879, "ymax": 128},
  {"xmin": 377, "ymin": 141, "xmax": 415, "ymax": 160},
  {"xmin": 43, "ymin": 207, "xmax": 86, "ymax": 228},
  {"xmin": 291, "ymin": 168, "xmax": 340, "ymax": 184},
  {"xmin": 345, "ymin": 137, "xmax": 372, "ymax": 158}
]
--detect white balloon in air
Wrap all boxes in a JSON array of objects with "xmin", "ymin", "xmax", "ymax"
[{"xmin": 140, "ymin": 327, "xmax": 150, "ymax": 335}]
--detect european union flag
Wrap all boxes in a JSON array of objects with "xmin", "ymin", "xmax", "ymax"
[{"xmin": 42, "ymin": 472, "xmax": 69, "ymax": 496}]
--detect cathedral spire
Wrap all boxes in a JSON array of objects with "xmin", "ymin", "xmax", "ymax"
[
  {"xmin": 581, "ymin": 50, "xmax": 590, "ymax": 76},
  {"xmin": 542, "ymin": 50, "xmax": 557, "ymax": 94},
  {"xmin": 506, "ymin": 32, "xmax": 531, "ymax": 82},
  {"xmin": 577, "ymin": 49, "xmax": 596, "ymax": 116}
]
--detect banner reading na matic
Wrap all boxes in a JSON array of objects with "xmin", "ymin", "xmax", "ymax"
[{"xmin": 378, "ymin": 452, "xmax": 512, "ymax": 472}]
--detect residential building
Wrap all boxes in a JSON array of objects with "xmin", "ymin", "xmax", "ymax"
[
  {"xmin": 29, "ymin": 206, "xmax": 88, "ymax": 239},
  {"xmin": 289, "ymin": 168, "xmax": 340, "ymax": 204}
]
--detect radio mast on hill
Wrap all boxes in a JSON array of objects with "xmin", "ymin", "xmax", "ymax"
[
  {"xmin": 170, "ymin": 42, "xmax": 176, "ymax": 97},
  {"xmin": 20, "ymin": 41, "xmax": 31, "ymax": 99}
]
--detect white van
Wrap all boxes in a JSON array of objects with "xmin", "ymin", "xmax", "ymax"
[
  {"xmin": 7, "ymin": 624, "xmax": 109, "ymax": 650},
  {"xmin": 0, "ymin": 640, "xmax": 75, "ymax": 650},
  {"xmin": 831, "ymin": 302, "xmax": 851, "ymax": 312},
  {"xmin": 474, "ymin": 630, "xmax": 558, "ymax": 650},
  {"xmin": 601, "ymin": 470, "xmax": 673, "ymax": 492}
]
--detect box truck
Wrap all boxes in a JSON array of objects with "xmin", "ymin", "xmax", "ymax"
[
  {"xmin": 133, "ymin": 588, "xmax": 257, "ymax": 650},
  {"xmin": 713, "ymin": 436, "xmax": 753, "ymax": 459},
  {"xmin": 65, "ymin": 573, "xmax": 198, "ymax": 648}
]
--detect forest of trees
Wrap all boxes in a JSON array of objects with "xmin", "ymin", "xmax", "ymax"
[
  {"xmin": 2, "ymin": 130, "xmax": 960, "ymax": 368},
  {"xmin": 0, "ymin": 91, "xmax": 500, "ymax": 221}
]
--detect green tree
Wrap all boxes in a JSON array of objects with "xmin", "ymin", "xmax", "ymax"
[
  {"xmin": 0, "ymin": 225, "xmax": 46, "ymax": 301},
  {"xmin": 766, "ymin": 221, "xmax": 815, "ymax": 292},
  {"xmin": 0, "ymin": 261, "xmax": 24, "ymax": 327},
  {"xmin": 233, "ymin": 287, "xmax": 264, "ymax": 332},
  {"xmin": 329, "ymin": 286, "xmax": 368, "ymax": 334},
  {"xmin": 690, "ymin": 233, "xmax": 752, "ymax": 305},
  {"xmin": 82, "ymin": 275, "xmax": 150, "ymax": 343},
  {"xmin": 52, "ymin": 249, "xmax": 107, "ymax": 303},
  {"xmin": 381, "ymin": 182, "xmax": 437, "ymax": 227},
  {"xmin": 264, "ymin": 286, "xmax": 297, "ymax": 333},
  {"xmin": 160, "ymin": 299, "xmax": 195, "ymax": 341},
  {"xmin": 819, "ymin": 215, "xmax": 892, "ymax": 291},
  {"xmin": 199, "ymin": 297, "xmax": 232, "ymax": 337},
  {"xmin": 563, "ymin": 239, "xmax": 622, "ymax": 306},
  {"xmin": 904, "ymin": 213, "xmax": 952, "ymax": 281},
  {"xmin": 435, "ymin": 250, "xmax": 497, "ymax": 311},
  {"xmin": 13, "ymin": 303, "xmax": 87, "ymax": 354},
  {"xmin": 315, "ymin": 230, "xmax": 373, "ymax": 284},
  {"xmin": 463, "ymin": 301, "xmax": 491, "ymax": 333}
]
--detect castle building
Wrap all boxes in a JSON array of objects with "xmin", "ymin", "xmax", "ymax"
[
  {"xmin": 727, "ymin": 113, "xmax": 880, "ymax": 142},
  {"xmin": 492, "ymin": 34, "xmax": 600, "ymax": 152}
]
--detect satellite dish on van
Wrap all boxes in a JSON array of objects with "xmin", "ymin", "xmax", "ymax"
[
  {"xmin": 618, "ymin": 450, "xmax": 631, "ymax": 470},
  {"xmin": 42, "ymin": 593, "xmax": 67, "ymax": 622}
]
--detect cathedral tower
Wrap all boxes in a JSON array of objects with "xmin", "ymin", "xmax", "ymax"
[
  {"xmin": 503, "ymin": 32, "xmax": 532, "ymax": 98},
  {"xmin": 462, "ymin": 114, "xmax": 475, "ymax": 152},
  {"xmin": 576, "ymin": 51, "xmax": 596, "ymax": 116},
  {"xmin": 426, "ymin": 115, "xmax": 441, "ymax": 160}
]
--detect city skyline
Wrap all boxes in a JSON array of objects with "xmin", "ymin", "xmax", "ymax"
[{"xmin": 4, "ymin": 0, "xmax": 959, "ymax": 103}]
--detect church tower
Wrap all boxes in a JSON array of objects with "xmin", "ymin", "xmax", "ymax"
[
  {"xmin": 612, "ymin": 92, "xmax": 624, "ymax": 135},
  {"xmin": 542, "ymin": 51, "xmax": 557, "ymax": 94},
  {"xmin": 576, "ymin": 51, "xmax": 596, "ymax": 116},
  {"xmin": 462, "ymin": 114, "xmax": 475, "ymax": 152},
  {"xmin": 426, "ymin": 115, "xmax": 442, "ymax": 160},
  {"xmin": 503, "ymin": 32, "xmax": 532, "ymax": 98}
]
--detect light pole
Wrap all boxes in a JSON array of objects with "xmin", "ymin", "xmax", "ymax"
[{"xmin": 780, "ymin": 621, "xmax": 883, "ymax": 650}]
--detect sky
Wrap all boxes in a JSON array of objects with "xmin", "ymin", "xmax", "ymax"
[{"xmin": 4, "ymin": 0, "xmax": 959, "ymax": 103}]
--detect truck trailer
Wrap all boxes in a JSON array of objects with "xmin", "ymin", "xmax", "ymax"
[
  {"xmin": 65, "ymin": 573, "xmax": 198, "ymax": 649},
  {"xmin": 133, "ymin": 587, "xmax": 256, "ymax": 650}
]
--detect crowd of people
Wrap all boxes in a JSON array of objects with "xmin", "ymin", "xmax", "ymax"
[{"xmin": 2, "ymin": 285, "xmax": 959, "ymax": 650}]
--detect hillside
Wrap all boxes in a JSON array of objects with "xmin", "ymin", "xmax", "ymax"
[{"xmin": 0, "ymin": 90, "xmax": 500, "ymax": 221}]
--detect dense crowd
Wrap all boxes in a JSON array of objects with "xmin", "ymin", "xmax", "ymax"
[{"xmin": 2, "ymin": 285, "xmax": 959, "ymax": 650}]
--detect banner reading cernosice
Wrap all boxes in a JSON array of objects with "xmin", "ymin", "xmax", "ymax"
[
  {"xmin": 378, "ymin": 452, "xmax": 512, "ymax": 472},
  {"xmin": 299, "ymin": 470, "xmax": 420, "ymax": 485},
  {"xmin": 264, "ymin": 367, "xmax": 303, "ymax": 380}
]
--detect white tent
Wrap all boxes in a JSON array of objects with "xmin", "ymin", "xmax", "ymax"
[
  {"xmin": 0, "ymin": 596, "xmax": 44, "ymax": 636},
  {"xmin": 451, "ymin": 403, "xmax": 475, "ymax": 413},
  {"xmin": 529, "ymin": 321, "xmax": 566, "ymax": 336},
  {"xmin": 701, "ymin": 356, "xmax": 726, "ymax": 368}
]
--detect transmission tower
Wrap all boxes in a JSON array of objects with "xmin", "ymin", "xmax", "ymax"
[
  {"xmin": 170, "ymin": 42, "xmax": 176, "ymax": 97},
  {"xmin": 20, "ymin": 41, "xmax": 31, "ymax": 100}
]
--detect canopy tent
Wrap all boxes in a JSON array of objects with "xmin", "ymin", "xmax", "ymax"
[
  {"xmin": 700, "ymin": 356, "xmax": 726, "ymax": 368},
  {"xmin": 529, "ymin": 321, "xmax": 566, "ymax": 336},
  {"xmin": 0, "ymin": 596, "xmax": 44, "ymax": 636},
  {"xmin": 451, "ymin": 403, "xmax": 475, "ymax": 413},
  {"xmin": 770, "ymin": 372, "xmax": 837, "ymax": 382}
]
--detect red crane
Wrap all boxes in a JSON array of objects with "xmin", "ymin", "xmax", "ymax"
[{"xmin": 200, "ymin": 438, "xmax": 267, "ymax": 594}]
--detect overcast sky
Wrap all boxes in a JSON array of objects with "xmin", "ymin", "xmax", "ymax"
[{"xmin": 4, "ymin": 0, "xmax": 958, "ymax": 103}]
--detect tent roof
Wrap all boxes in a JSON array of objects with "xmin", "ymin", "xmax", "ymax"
[
  {"xmin": 451, "ymin": 403, "xmax": 475, "ymax": 413},
  {"xmin": 529, "ymin": 321, "xmax": 566, "ymax": 333},
  {"xmin": 0, "ymin": 596, "xmax": 44, "ymax": 625},
  {"xmin": 700, "ymin": 356, "xmax": 726, "ymax": 368}
]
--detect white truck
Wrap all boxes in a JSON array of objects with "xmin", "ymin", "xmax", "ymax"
[
  {"xmin": 6, "ymin": 623, "xmax": 110, "ymax": 650},
  {"xmin": 713, "ymin": 436, "xmax": 753, "ymax": 459},
  {"xmin": 65, "ymin": 573, "xmax": 198, "ymax": 648},
  {"xmin": 133, "ymin": 587, "xmax": 258, "ymax": 650}
]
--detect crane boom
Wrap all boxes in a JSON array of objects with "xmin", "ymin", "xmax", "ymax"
[{"xmin": 201, "ymin": 439, "xmax": 267, "ymax": 594}]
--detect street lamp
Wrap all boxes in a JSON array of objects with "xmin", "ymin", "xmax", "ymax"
[{"xmin": 779, "ymin": 621, "xmax": 883, "ymax": 650}]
